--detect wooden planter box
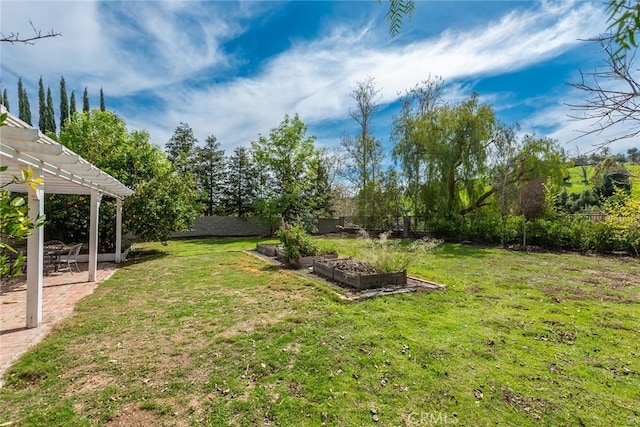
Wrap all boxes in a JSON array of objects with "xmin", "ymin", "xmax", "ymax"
[
  {"xmin": 313, "ymin": 260, "xmax": 407, "ymax": 290},
  {"xmin": 312, "ymin": 259, "xmax": 335, "ymax": 280},
  {"xmin": 256, "ymin": 244, "xmax": 279, "ymax": 257},
  {"xmin": 289, "ymin": 253, "xmax": 338, "ymax": 269}
]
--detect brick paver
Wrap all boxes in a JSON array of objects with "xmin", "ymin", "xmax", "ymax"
[{"xmin": 0, "ymin": 263, "xmax": 117, "ymax": 386}]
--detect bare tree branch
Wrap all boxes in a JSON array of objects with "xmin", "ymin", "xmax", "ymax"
[
  {"xmin": 0, "ymin": 20, "xmax": 61, "ymax": 45},
  {"xmin": 567, "ymin": 34, "xmax": 640, "ymax": 147}
]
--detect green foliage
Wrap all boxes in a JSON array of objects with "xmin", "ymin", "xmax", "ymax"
[
  {"xmin": 193, "ymin": 135, "xmax": 226, "ymax": 215},
  {"xmin": 276, "ymin": 221, "xmax": 320, "ymax": 260},
  {"xmin": 99, "ymin": 87, "xmax": 105, "ymax": 111},
  {"xmin": 220, "ymin": 147, "xmax": 258, "ymax": 217},
  {"xmin": 59, "ymin": 76, "xmax": 69, "ymax": 128},
  {"xmin": 17, "ymin": 77, "xmax": 31, "ymax": 125},
  {"xmin": 0, "ymin": 166, "xmax": 46, "ymax": 280},
  {"xmin": 69, "ymin": 90, "xmax": 76, "ymax": 117},
  {"xmin": 2, "ymin": 88, "xmax": 9, "ymax": 112},
  {"xmin": 166, "ymin": 122, "xmax": 198, "ymax": 176},
  {"xmin": 385, "ymin": 0, "xmax": 415, "ymax": 36},
  {"xmin": 607, "ymin": 0, "xmax": 640, "ymax": 57},
  {"xmin": 45, "ymin": 87, "xmax": 55, "ymax": 134},
  {"xmin": 53, "ymin": 110, "xmax": 199, "ymax": 246},
  {"xmin": 252, "ymin": 114, "xmax": 322, "ymax": 230},
  {"xmin": 82, "ymin": 87, "xmax": 89, "ymax": 113}
]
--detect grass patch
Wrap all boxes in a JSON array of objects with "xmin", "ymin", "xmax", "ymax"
[{"xmin": 1, "ymin": 237, "xmax": 639, "ymax": 425}]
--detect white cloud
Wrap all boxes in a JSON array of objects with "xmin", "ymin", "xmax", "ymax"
[
  {"xmin": 1, "ymin": 1, "xmax": 612, "ymax": 153},
  {"xmin": 149, "ymin": 1, "xmax": 607, "ymax": 149}
]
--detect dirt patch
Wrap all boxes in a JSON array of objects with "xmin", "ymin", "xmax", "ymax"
[
  {"xmin": 106, "ymin": 403, "xmax": 161, "ymax": 426},
  {"xmin": 501, "ymin": 387, "xmax": 546, "ymax": 419},
  {"xmin": 217, "ymin": 311, "xmax": 288, "ymax": 339}
]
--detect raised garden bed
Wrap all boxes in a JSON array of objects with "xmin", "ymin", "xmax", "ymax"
[
  {"xmin": 313, "ymin": 258, "xmax": 407, "ymax": 291},
  {"xmin": 288, "ymin": 253, "xmax": 338, "ymax": 269},
  {"xmin": 256, "ymin": 243, "xmax": 279, "ymax": 257}
]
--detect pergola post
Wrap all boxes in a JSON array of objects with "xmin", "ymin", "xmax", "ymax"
[
  {"xmin": 88, "ymin": 189, "xmax": 102, "ymax": 282},
  {"xmin": 115, "ymin": 198, "xmax": 123, "ymax": 264},
  {"xmin": 26, "ymin": 170, "xmax": 44, "ymax": 328}
]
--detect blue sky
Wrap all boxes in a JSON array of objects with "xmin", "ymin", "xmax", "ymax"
[{"xmin": 1, "ymin": 1, "xmax": 634, "ymax": 158}]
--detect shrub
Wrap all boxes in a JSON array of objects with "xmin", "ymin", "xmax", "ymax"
[{"xmin": 276, "ymin": 221, "xmax": 336, "ymax": 260}]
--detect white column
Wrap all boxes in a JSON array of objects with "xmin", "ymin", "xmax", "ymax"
[
  {"xmin": 115, "ymin": 198, "xmax": 122, "ymax": 264},
  {"xmin": 88, "ymin": 189, "xmax": 102, "ymax": 282},
  {"xmin": 26, "ymin": 173, "xmax": 44, "ymax": 329}
]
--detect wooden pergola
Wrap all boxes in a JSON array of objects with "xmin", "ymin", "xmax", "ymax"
[{"xmin": 0, "ymin": 106, "xmax": 134, "ymax": 328}]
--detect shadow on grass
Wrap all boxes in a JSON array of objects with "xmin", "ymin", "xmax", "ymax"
[{"xmin": 125, "ymin": 248, "xmax": 169, "ymax": 264}]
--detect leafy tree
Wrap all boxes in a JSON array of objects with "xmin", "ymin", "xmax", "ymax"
[
  {"xmin": 59, "ymin": 76, "xmax": 69, "ymax": 128},
  {"xmin": 2, "ymin": 88, "xmax": 9, "ymax": 111},
  {"xmin": 46, "ymin": 87, "xmax": 56, "ymax": 134},
  {"xmin": 166, "ymin": 122, "xmax": 198, "ymax": 175},
  {"xmin": 69, "ymin": 90, "xmax": 77, "ymax": 117},
  {"xmin": 392, "ymin": 77, "xmax": 444, "ymax": 225},
  {"xmin": 54, "ymin": 110, "xmax": 199, "ymax": 246},
  {"xmin": 82, "ymin": 87, "xmax": 89, "ymax": 112},
  {"xmin": 627, "ymin": 147, "xmax": 639, "ymax": 163},
  {"xmin": 99, "ymin": 87, "xmax": 105, "ymax": 111},
  {"xmin": 307, "ymin": 153, "xmax": 334, "ymax": 219},
  {"xmin": 193, "ymin": 135, "xmax": 225, "ymax": 215},
  {"xmin": 251, "ymin": 114, "xmax": 321, "ymax": 229},
  {"xmin": 17, "ymin": 78, "xmax": 32, "ymax": 125},
  {"xmin": 220, "ymin": 146, "xmax": 258, "ymax": 217}
]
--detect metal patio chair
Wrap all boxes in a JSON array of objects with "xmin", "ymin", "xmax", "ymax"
[{"xmin": 58, "ymin": 243, "xmax": 83, "ymax": 274}]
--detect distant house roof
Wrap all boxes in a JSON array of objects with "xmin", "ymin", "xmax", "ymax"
[{"xmin": 0, "ymin": 106, "xmax": 133, "ymax": 199}]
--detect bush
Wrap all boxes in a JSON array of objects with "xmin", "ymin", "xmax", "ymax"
[{"xmin": 276, "ymin": 221, "xmax": 333, "ymax": 260}]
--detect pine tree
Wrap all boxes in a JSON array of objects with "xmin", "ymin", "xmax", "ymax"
[
  {"xmin": 82, "ymin": 87, "xmax": 90, "ymax": 112},
  {"xmin": 38, "ymin": 77, "xmax": 46, "ymax": 131},
  {"xmin": 46, "ymin": 87, "xmax": 56, "ymax": 134},
  {"xmin": 59, "ymin": 76, "xmax": 69, "ymax": 128},
  {"xmin": 221, "ymin": 147, "xmax": 258, "ymax": 217},
  {"xmin": 166, "ymin": 122, "xmax": 198, "ymax": 175},
  {"xmin": 99, "ymin": 87, "xmax": 105, "ymax": 111},
  {"xmin": 17, "ymin": 78, "xmax": 32, "ymax": 125},
  {"xmin": 69, "ymin": 90, "xmax": 77, "ymax": 117},
  {"xmin": 2, "ymin": 88, "xmax": 10, "ymax": 111},
  {"xmin": 194, "ymin": 135, "xmax": 226, "ymax": 215}
]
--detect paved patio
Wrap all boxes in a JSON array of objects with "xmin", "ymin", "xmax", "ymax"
[{"xmin": 0, "ymin": 263, "xmax": 117, "ymax": 386}]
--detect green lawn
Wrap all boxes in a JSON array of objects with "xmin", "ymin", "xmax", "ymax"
[
  {"xmin": 1, "ymin": 237, "xmax": 639, "ymax": 426},
  {"xmin": 565, "ymin": 164, "xmax": 640, "ymax": 195}
]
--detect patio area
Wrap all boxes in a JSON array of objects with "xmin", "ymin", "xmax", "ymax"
[{"xmin": 0, "ymin": 263, "xmax": 117, "ymax": 385}]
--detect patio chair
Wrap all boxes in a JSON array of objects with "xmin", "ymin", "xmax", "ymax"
[
  {"xmin": 43, "ymin": 240, "xmax": 64, "ymax": 275},
  {"xmin": 58, "ymin": 243, "xmax": 83, "ymax": 274}
]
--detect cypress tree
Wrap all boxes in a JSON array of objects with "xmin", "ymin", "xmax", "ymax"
[
  {"xmin": 70, "ymin": 90, "xmax": 77, "ymax": 117},
  {"xmin": 17, "ymin": 78, "xmax": 25, "ymax": 120},
  {"xmin": 99, "ymin": 87, "xmax": 105, "ymax": 111},
  {"xmin": 17, "ymin": 78, "xmax": 32, "ymax": 125},
  {"xmin": 46, "ymin": 87, "xmax": 56, "ymax": 134},
  {"xmin": 38, "ymin": 77, "xmax": 46, "ymax": 131},
  {"xmin": 2, "ymin": 88, "xmax": 9, "ymax": 111},
  {"xmin": 24, "ymin": 87, "xmax": 32, "ymax": 125},
  {"xmin": 59, "ymin": 76, "xmax": 69, "ymax": 128},
  {"xmin": 82, "ymin": 87, "xmax": 90, "ymax": 112}
]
